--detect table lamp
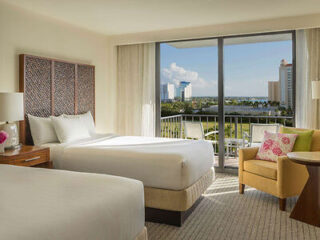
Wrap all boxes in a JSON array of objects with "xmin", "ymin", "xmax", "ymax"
[
  {"xmin": 0, "ymin": 92, "xmax": 24, "ymax": 149},
  {"xmin": 312, "ymin": 81, "xmax": 320, "ymax": 99}
]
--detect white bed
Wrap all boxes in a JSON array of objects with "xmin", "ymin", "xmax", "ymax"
[
  {"xmin": 20, "ymin": 57, "xmax": 214, "ymax": 226},
  {"xmin": 43, "ymin": 134, "xmax": 214, "ymax": 191},
  {"xmin": 0, "ymin": 164, "xmax": 146, "ymax": 240}
]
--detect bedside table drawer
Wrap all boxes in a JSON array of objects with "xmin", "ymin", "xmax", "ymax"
[
  {"xmin": 12, "ymin": 151, "xmax": 48, "ymax": 167},
  {"xmin": 0, "ymin": 146, "xmax": 51, "ymax": 168}
]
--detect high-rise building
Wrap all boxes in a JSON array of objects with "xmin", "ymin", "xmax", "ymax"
[
  {"xmin": 267, "ymin": 60, "xmax": 293, "ymax": 109},
  {"xmin": 161, "ymin": 83, "xmax": 175, "ymax": 102},
  {"xmin": 177, "ymin": 81, "xmax": 192, "ymax": 101},
  {"xmin": 279, "ymin": 59, "xmax": 293, "ymax": 109},
  {"xmin": 268, "ymin": 81, "xmax": 280, "ymax": 102}
]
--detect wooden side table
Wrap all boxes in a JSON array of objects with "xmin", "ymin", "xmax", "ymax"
[
  {"xmin": 287, "ymin": 152, "xmax": 320, "ymax": 227},
  {"xmin": 0, "ymin": 145, "xmax": 52, "ymax": 168}
]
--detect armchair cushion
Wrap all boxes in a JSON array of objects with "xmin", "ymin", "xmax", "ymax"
[{"xmin": 244, "ymin": 160, "xmax": 277, "ymax": 180}]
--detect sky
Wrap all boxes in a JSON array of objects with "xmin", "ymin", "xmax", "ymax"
[{"xmin": 160, "ymin": 38, "xmax": 292, "ymax": 97}]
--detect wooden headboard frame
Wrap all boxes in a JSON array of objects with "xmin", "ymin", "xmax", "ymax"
[{"xmin": 19, "ymin": 54, "xmax": 95, "ymax": 145}]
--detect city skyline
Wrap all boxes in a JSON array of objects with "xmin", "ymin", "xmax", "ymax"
[
  {"xmin": 161, "ymin": 81, "xmax": 192, "ymax": 101},
  {"xmin": 160, "ymin": 40, "xmax": 292, "ymax": 97}
]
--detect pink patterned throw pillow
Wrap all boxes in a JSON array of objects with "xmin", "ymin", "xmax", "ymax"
[{"xmin": 256, "ymin": 131, "xmax": 298, "ymax": 162}]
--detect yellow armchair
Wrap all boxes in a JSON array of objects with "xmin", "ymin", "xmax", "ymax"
[
  {"xmin": 239, "ymin": 127, "xmax": 320, "ymax": 210},
  {"xmin": 239, "ymin": 147, "xmax": 308, "ymax": 211}
]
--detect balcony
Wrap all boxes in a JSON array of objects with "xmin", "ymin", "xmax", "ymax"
[{"xmin": 160, "ymin": 114, "xmax": 294, "ymax": 168}]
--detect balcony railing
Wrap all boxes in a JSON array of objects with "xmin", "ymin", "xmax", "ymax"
[
  {"xmin": 161, "ymin": 114, "xmax": 294, "ymax": 167},
  {"xmin": 160, "ymin": 114, "xmax": 294, "ymax": 143}
]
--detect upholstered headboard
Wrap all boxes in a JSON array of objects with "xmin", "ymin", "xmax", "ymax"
[{"xmin": 19, "ymin": 54, "xmax": 95, "ymax": 145}]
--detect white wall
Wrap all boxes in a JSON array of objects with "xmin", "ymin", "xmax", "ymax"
[{"xmin": 0, "ymin": 1, "xmax": 115, "ymax": 133}]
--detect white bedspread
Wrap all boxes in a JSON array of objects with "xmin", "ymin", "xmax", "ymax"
[
  {"xmin": 0, "ymin": 164, "xmax": 144, "ymax": 240},
  {"xmin": 45, "ymin": 134, "xmax": 214, "ymax": 190}
]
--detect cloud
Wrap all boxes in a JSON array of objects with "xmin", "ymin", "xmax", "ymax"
[{"xmin": 161, "ymin": 63, "xmax": 207, "ymax": 88}]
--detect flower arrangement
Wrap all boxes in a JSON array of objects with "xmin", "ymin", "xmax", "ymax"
[
  {"xmin": 0, "ymin": 131, "xmax": 8, "ymax": 153},
  {"xmin": 0, "ymin": 131, "xmax": 8, "ymax": 144}
]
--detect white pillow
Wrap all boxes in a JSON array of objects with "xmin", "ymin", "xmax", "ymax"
[
  {"xmin": 28, "ymin": 114, "xmax": 59, "ymax": 146},
  {"xmin": 50, "ymin": 116, "xmax": 90, "ymax": 143},
  {"xmin": 63, "ymin": 111, "xmax": 95, "ymax": 135}
]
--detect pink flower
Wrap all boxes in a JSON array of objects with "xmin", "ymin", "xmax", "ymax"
[
  {"xmin": 262, "ymin": 142, "xmax": 271, "ymax": 151},
  {"xmin": 282, "ymin": 137, "xmax": 290, "ymax": 145},
  {"xmin": 261, "ymin": 138, "xmax": 274, "ymax": 151},
  {"xmin": 0, "ymin": 131, "xmax": 8, "ymax": 144},
  {"xmin": 272, "ymin": 147, "xmax": 283, "ymax": 156},
  {"xmin": 265, "ymin": 139, "xmax": 274, "ymax": 147}
]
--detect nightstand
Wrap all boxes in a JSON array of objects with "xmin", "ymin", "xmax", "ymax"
[{"xmin": 0, "ymin": 145, "xmax": 52, "ymax": 168}]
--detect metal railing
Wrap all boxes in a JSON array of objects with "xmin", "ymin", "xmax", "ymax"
[
  {"xmin": 160, "ymin": 114, "xmax": 294, "ymax": 140},
  {"xmin": 160, "ymin": 114, "xmax": 294, "ymax": 166}
]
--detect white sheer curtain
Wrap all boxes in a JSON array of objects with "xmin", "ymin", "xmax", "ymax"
[
  {"xmin": 116, "ymin": 43, "xmax": 156, "ymax": 136},
  {"xmin": 296, "ymin": 28, "xmax": 320, "ymax": 129}
]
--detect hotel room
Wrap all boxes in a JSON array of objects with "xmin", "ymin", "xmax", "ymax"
[{"xmin": 0, "ymin": 0, "xmax": 320, "ymax": 239}]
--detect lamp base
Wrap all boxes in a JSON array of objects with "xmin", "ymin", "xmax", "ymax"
[
  {"xmin": 5, "ymin": 143, "xmax": 22, "ymax": 150},
  {"xmin": 2, "ymin": 123, "xmax": 20, "ymax": 149}
]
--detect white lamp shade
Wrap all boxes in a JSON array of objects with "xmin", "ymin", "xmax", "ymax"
[{"xmin": 0, "ymin": 92, "xmax": 24, "ymax": 122}]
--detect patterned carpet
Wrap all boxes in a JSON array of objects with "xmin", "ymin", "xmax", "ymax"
[{"xmin": 146, "ymin": 173, "xmax": 320, "ymax": 240}]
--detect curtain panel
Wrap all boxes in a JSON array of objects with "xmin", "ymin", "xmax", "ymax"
[
  {"xmin": 296, "ymin": 28, "xmax": 320, "ymax": 129},
  {"xmin": 116, "ymin": 43, "xmax": 156, "ymax": 136}
]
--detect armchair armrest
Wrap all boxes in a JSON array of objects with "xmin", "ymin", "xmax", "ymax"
[
  {"xmin": 239, "ymin": 147, "xmax": 259, "ymax": 161},
  {"xmin": 238, "ymin": 147, "xmax": 259, "ymax": 182},
  {"xmin": 277, "ymin": 155, "xmax": 309, "ymax": 198},
  {"xmin": 204, "ymin": 131, "xmax": 219, "ymax": 137},
  {"xmin": 242, "ymin": 131, "xmax": 251, "ymax": 147},
  {"xmin": 242, "ymin": 131, "xmax": 250, "ymax": 139}
]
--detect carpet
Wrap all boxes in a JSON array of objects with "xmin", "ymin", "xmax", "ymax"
[{"xmin": 146, "ymin": 173, "xmax": 320, "ymax": 240}]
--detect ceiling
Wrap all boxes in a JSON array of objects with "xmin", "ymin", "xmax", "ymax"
[
  {"xmin": 3, "ymin": 0, "xmax": 320, "ymax": 36},
  {"xmin": 167, "ymin": 33, "xmax": 292, "ymax": 48}
]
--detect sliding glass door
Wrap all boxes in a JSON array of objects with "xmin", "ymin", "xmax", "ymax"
[
  {"xmin": 223, "ymin": 33, "xmax": 294, "ymax": 168},
  {"xmin": 156, "ymin": 31, "xmax": 295, "ymax": 172},
  {"xmin": 158, "ymin": 39, "xmax": 220, "ymax": 167}
]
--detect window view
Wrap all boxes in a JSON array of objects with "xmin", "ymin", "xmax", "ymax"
[
  {"xmin": 159, "ymin": 33, "xmax": 294, "ymax": 170},
  {"xmin": 223, "ymin": 34, "xmax": 293, "ymax": 167},
  {"xmin": 160, "ymin": 39, "xmax": 219, "ymax": 164}
]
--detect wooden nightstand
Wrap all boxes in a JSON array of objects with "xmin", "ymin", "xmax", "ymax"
[{"xmin": 0, "ymin": 145, "xmax": 52, "ymax": 168}]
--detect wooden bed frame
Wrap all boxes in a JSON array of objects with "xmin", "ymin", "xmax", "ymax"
[{"xmin": 19, "ymin": 54, "xmax": 212, "ymax": 226}]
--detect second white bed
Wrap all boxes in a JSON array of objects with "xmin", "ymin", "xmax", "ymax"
[
  {"xmin": 44, "ymin": 134, "xmax": 214, "ymax": 191},
  {"xmin": 0, "ymin": 164, "xmax": 145, "ymax": 240}
]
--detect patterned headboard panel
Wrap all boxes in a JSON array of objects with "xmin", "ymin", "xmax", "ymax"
[{"xmin": 19, "ymin": 54, "xmax": 95, "ymax": 145}]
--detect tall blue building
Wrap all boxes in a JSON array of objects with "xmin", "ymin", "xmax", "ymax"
[{"xmin": 177, "ymin": 81, "xmax": 192, "ymax": 101}]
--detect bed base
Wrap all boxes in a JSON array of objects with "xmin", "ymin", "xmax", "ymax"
[
  {"xmin": 145, "ymin": 197, "xmax": 203, "ymax": 227},
  {"xmin": 144, "ymin": 169, "xmax": 214, "ymax": 226}
]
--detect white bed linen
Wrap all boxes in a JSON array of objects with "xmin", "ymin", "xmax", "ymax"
[
  {"xmin": 44, "ymin": 134, "xmax": 214, "ymax": 190},
  {"xmin": 0, "ymin": 164, "xmax": 144, "ymax": 240}
]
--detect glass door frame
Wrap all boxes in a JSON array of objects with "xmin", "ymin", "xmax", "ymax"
[{"xmin": 155, "ymin": 30, "xmax": 296, "ymax": 174}]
